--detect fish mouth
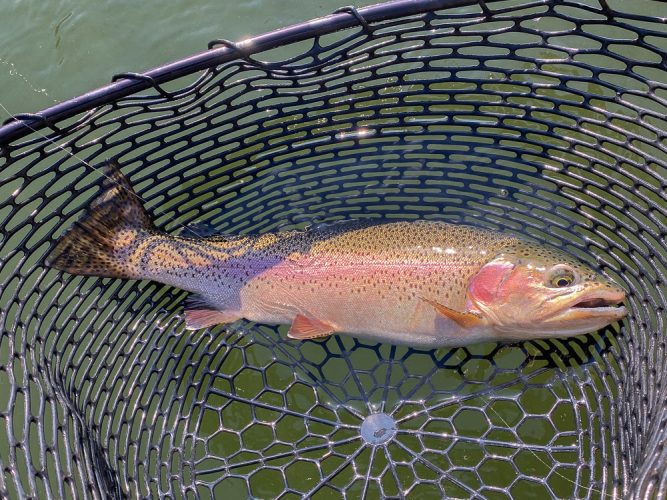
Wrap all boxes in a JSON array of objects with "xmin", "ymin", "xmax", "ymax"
[
  {"xmin": 492, "ymin": 287, "xmax": 628, "ymax": 339},
  {"xmin": 572, "ymin": 297, "xmax": 623, "ymax": 310},
  {"xmin": 561, "ymin": 288, "xmax": 627, "ymax": 319}
]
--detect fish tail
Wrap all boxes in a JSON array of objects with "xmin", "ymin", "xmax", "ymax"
[{"xmin": 46, "ymin": 160, "xmax": 154, "ymax": 279}]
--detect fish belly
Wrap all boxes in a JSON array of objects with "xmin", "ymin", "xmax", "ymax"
[{"xmin": 239, "ymin": 259, "xmax": 473, "ymax": 347}]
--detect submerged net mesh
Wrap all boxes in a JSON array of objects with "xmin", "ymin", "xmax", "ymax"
[{"xmin": 0, "ymin": 0, "xmax": 666, "ymax": 497}]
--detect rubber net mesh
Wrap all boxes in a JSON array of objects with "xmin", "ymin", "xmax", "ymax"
[{"xmin": 0, "ymin": 0, "xmax": 665, "ymax": 498}]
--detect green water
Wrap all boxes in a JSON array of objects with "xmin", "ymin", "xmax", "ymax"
[
  {"xmin": 0, "ymin": 0, "xmax": 378, "ymax": 121},
  {"xmin": 0, "ymin": 0, "xmax": 663, "ymax": 498}
]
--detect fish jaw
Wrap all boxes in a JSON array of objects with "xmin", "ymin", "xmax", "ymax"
[
  {"xmin": 538, "ymin": 287, "xmax": 627, "ymax": 334},
  {"xmin": 491, "ymin": 286, "xmax": 627, "ymax": 339}
]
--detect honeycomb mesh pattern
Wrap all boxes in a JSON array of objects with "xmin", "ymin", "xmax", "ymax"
[{"xmin": 0, "ymin": 0, "xmax": 665, "ymax": 498}]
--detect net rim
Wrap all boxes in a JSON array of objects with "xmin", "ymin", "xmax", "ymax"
[{"xmin": 0, "ymin": 0, "xmax": 488, "ymax": 145}]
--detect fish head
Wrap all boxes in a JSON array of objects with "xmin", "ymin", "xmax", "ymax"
[{"xmin": 466, "ymin": 242, "xmax": 627, "ymax": 340}]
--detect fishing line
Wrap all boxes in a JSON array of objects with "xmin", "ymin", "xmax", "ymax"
[
  {"xmin": 0, "ymin": 100, "xmax": 204, "ymax": 239},
  {"xmin": 0, "ymin": 57, "xmax": 58, "ymax": 104}
]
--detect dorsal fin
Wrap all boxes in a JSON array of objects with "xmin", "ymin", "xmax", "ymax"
[{"xmin": 179, "ymin": 221, "xmax": 221, "ymax": 239}]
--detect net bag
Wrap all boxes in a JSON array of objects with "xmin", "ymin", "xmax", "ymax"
[{"xmin": 0, "ymin": 0, "xmax": 665, "ymax": 498}]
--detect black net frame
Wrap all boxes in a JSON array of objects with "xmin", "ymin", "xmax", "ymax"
[{"xmin": 0, "ymin": 0, "xmax": 665, "ymax": 498}]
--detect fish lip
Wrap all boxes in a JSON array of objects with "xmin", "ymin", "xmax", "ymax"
[
  {"xmin": 556, "ymin": 288, "xmax": 628, "ymax": 319},
  {"xmin": 569, "ymin": 288, "xmax": 625, "ymax": 309},
  {"xmin": 567, "ymin": 304, "xmax": 628, "ymax": 318}
]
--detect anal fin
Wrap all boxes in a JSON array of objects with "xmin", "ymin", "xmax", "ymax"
[
  {"xmin": 287, "ymin": 314, "xmax": 335, "ymax": 340},
  {"xmin": 421, "ymin": 297, "xmax": 484, "ymax": 329},
  {"xmin": 184, "ymin": 309, "xmax": 240, "ymax": 330},
  {"xmin": 183, "ymin": 293, "xmax": 240, "ymax": 330}
]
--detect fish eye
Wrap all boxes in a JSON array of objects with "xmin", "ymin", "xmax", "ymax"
[{"xmin": 547, "ymin": 266, "xmax": 577, "ymax": 288}]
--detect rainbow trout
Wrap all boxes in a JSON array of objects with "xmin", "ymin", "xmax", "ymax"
[{"xmin": 47, "ymin": 161, "xmax": 627, "ymax": 347}]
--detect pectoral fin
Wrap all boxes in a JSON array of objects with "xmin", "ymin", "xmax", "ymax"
[
  {"xmin": 287, "ymin": 315, "xmax": 335, "ymax": 340},
  {"xmin": 421, "ymin": 297, "xmax": 484, "ymax": 329}
]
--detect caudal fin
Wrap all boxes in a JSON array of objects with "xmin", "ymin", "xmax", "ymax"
[{"xmin": 46, "ymin": 160, "xmax": 154, "ymax": 278}]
